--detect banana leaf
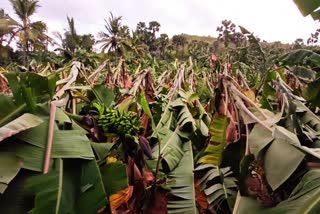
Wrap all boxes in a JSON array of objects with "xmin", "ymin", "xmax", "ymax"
[
  {"xmin": 293, "ymin": 0, "xmax": 320, "ymax": 19},
  {"xmin": 236, "ymin": 169, "xmax": 320, "ymax": 214},
  {"xmin": 264, "ymin": 137, "xmax": 305, "ymax": 190},
  {"xmin": 88, "ymin": 84, "xmax": 114, "ymax": 107},
  {"xmin": 26, "ymin": 158, "xmax": 107, "ymax": 214},
  {"xmin": 0, "ymin": 94, "xmax": 26, "ymax": 127},
  {"xmin": 152, "ymin": 98, "xmax": 197, "ymax": 172},
  {"xmin": 12, "ymin": 117, "xmax": 94, "ymax": 172},
  {"xmin": 198, "ymin": 115, "xmax": 230, "ymax": 166},
  {"xmin": 0, "ymin": 152, "xmax": 22, "ymax": 193},
  {"xmin": 0, "ymin": 113, "xmax": 43, "ymax": 142},
  {"xmin": 5, "ymin": 72, "xmax": 58, "ymax": 106},
  {"xmin": 167, "ymin": 141, "xmax": 197, "ymax": 214},
  {"xmin": 276, "ymin": 49, "xmax": 320, "ymax": 67},
  {"xmin": 248, "ymin": 124, "xmax": 274, "ymax": 158},
  {"xmin": 100, "ymin": 161, "xmax": 128, "ymax": 197},
  {"xmin": 153, "ymin": 126, "xmax": 184, "ymax": 172},
  {"xmin": 194, "ymin": 164, "xmax": 237, "ymax": 207}
]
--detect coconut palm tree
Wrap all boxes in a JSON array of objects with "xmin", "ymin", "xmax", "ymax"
[
  {"xmin": 53, "ymin": 16, "xmax": 95, "ymax": 57},
  {"xmin": 62, "ymin": 16, "xmax": 79, "ymax": 55},
  {"xmin": 0, "ymin": 0, "xmax": 48, "ymax": 65},
  {"xmin": 0, "ymin": 9, "xmax": 15, "ymax": 46},
  {"xmin": 97, "ymin": 12, "xmax": 132, "ymax": 56}
]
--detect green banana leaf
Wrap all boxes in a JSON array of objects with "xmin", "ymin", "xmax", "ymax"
[
  {"xmin": 248, "ymin": 124, "xmax": 274, "ymax": 158},
  {"xmin": 0, "ymin": 94, "xmax": 26, "ymax": 127},
  {"xmin": 26, "ymin": 158, "xmax": 107, "ymax": 214},
  {"xmin": 249, "ymin": 123, "xmax": 305, "ymax": 190},
  {"xmin": 0, "ymin": 113, "xmax": 43, "ymax": 142},
  {"xmin": 264, "ymin": 137, "xmax": 305, "ymax": 190},
  {"xmin": 88, "ymin": 84, "xmax": 115, "ymax": 107},
  {"xmin": 154, "ymin": 126, "xmax": 184, "ymax": 172},
  {"xmin": 90, "ymin": 142, "xmax": 113, "ymax": 161},
  {"xmin": 152, "ymin": 97, "xmax": 197, "ymax": 172},
  {"xmin": 5, "ymin": 72, "xmax": 58, "ymax": 106},
  {"xmin": 303, "ymin": 77, "xmax": 320, "ymax": 108},
  {"xmin": 0, "ymin": 152, "xmax": 22, "ymax": 193},
  {"xmin": 138, "ymin": 92, "xmax": 155, "ymax": 129},
  {"xmin": 12, "ymin": 116, "xmax": 94, "ymax": 172},
  {"xmin": 288, "ymin": 66, "xmax": 316, "ymax": 80},
  {"xmin": 198, "ymin": 115, "xmax": 230, "ymax": 166},
  {"xmin": 167, "ymin": 141, "xmax": 197, "ymax": 214},
  {"xmin": 293, "ymin": 0, "xmax": 320, "ymax": 19},
  {"xmin": 276, "ymin": 49, "xmax": 320, "ymax": 67},
  {"xmin": 100, "ymin": 161, "xmax": 128, "ymax": 197},
  {"xmin": 195, "ymin": 164, "xmax": 237, "ymax": 207}
]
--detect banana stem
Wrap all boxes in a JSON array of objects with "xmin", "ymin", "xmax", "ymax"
[{"xmin": 43, "ymin": 100, "xmax": 57, "ymax": 174}]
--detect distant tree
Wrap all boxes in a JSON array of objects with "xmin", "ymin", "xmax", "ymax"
[
  {"xmin": 0, "ymin": 0, "xmax": 49, "ymax": 65},
  {"xmin": 62, "ymin": 17, "xmax": 79, "ymax": 54},
  {"xmin": 0, "ymin": 9, "xmax": 14, "ymax": 46},
  {"xmin": 148, "ymin": 21, "xmax": 160, "ymax": 34},
  {"xmin": 130, "ymin": 32, "xmax": 148, "ymax": 56},
  {"xmin": 172, "ymin": 34, "xmax": 188, "ymax": 59},
  {"xmin": 97, "ymin": 12, "xmax": 132, "ymax": 56},
  {"xmin": 172, "ymin": 34, "xmax": 188, "ymax": 47},
  {"xmin": 134, "ymin": 21, "xmax": 161, "ymax": 54},
  {"xmin": 157, "ymin": 33, "xmax": 169, "ymax": 58},
  {"xmin": 216, "ymin": 20, "xmax": 245, "ymax": 47},
  {"xmin": 52, "ymin": 16, "xmax": 95, "ymax": 63},
  {"xmin": 136, "ymin": 22, "xmax": 146, "ymax": 34},
  {"xmin": 292, "ymin": 38, "xmax": 304, "ymax": 49},
  {"xmin": 307, "ymin": 28, "xmax": 320, "ymax": 45},
  {"xmin": 0, "ymin": 9, "xmax": 15, "ymax": 65},
  {"xmin": 79, "ymin": 34, "xmax": 95, "ymax": 51}
]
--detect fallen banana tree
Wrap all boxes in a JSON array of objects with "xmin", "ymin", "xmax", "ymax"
[{"xmin": 0, "ymin": 56, "xmax": 320, "ymax": 214}]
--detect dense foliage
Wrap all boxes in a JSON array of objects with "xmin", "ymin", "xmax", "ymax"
[{"xmin": 1, "ymin": 0, "xmax": 320, "ymax": 214}]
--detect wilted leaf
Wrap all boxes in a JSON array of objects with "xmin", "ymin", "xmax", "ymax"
[
  {"xmin": 243, "ymin": 89, "xmax": 256, "ymax": 102},
  {"xmin": 109, "ymin": 186, "xmax": 133, "ymax": 213},
  {"xmin": 195, "ymin": 180, "xmax": 209, "ymax": 211},
  {"xmin": 236, "ymin": 170, "xmax": 320, "ymax": 214},
  {"xmin": 144, "ymin": 188, "xmax": 168, "ymax": 214}
]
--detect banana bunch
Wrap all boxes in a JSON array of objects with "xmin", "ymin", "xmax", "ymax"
[{"xmin": 92, "ymin": 102, "xmax": 143, "ymax": 136}]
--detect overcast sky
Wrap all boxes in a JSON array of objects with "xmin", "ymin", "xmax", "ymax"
[{"xmin": 1, "ymin": 0, "xmax": 318, "ymax": 43}]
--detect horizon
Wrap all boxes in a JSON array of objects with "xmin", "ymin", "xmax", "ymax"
[{"xmin": 2, "ymin": 0, "xmax": 318, "ymax": 44}]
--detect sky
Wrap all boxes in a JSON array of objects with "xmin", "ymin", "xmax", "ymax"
[{"xmin": 1, "ymin": 0, "xmax": 318, "ymax": 44}]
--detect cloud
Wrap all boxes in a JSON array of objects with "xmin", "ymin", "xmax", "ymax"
[{"xmin": 2, "ymin": 0, "xmax": 317, "ymax": 43}]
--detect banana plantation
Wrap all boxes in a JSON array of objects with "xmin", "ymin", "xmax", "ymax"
[{"xmin": 1, "ymin": 0, "xmax": 320, "ymax": 213}]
